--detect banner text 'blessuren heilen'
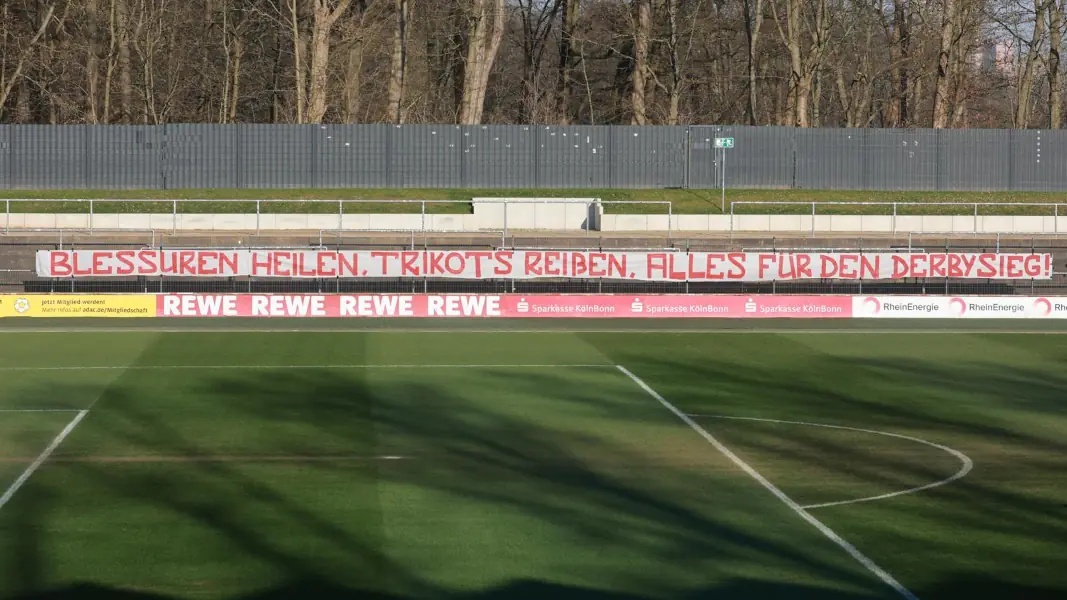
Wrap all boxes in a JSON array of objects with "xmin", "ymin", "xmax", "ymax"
[{"xmin": 36, "ymin": 250, "xmax": 1054, "ymax": 281}]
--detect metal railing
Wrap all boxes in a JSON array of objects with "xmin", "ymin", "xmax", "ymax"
[
  {"xmin": 2, "ymin": 198, "xmax": 674, "ymax": 237},
  {"xmin": 730, "ymin": 201, "xmax": 1067, "ymax": 236}
]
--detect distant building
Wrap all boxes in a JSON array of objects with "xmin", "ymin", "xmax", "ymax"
[{"xmin": 971, "ymin": 40, "xmax": 1016, "ymax": 74}]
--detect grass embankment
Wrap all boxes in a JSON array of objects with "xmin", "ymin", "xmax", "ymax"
[{"xmin": 0, "ymin": 188, "xmax": 1064, "ymax": 215}]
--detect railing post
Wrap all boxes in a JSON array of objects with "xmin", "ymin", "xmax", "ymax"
[
  {"xmin": 892, "ymin": 202, "xmax": 897, "ymax": 235},
  {"xmin": 811, "ymin": 201, "xmax": 816, "ymax": 238},
  {"xmin": 4, "ymin": 199, "xmax": 8, "ymax": 234},
  {"xmin": 974, "ymin": 203, "xmax": 978, "ymax": 235},
  {"xmin": 339, "ymin": 200, "xmax": 344, "ymax": 232},
  {"xmin": 172, "ymin": 199, "xmax": 177, "ymax": 234},
  {"xmin": 421, "ymin": 200, "xmax": 426, "ymax": 232},
  {"xmin": 256, "ymin": 200, "xmax": 260, "ymax": 234},
  {"xmin": 1056, "ymin": 204, "xmax": 1060, "ymax": 234},
  {"xmin": 89, "ymin": 199, "xmax": 94, "ymax": 234},
  {"xmin": 503, "ymin": 200, "xmax": 509, "ymax": 239},
  {"xmin": 667, "ymin": 201, "xmax": 673, "ymax": 242}
]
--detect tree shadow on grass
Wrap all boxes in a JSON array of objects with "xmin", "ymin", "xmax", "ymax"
[{"xmin": 4, "ymin": 356, "xmax": 1067, "ymax": 600}]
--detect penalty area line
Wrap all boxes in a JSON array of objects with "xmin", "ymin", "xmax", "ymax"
[
  {"xmin": 615, "ymin": 365, "xmax": 919, "ymax": 600},
  {"xmin": 0, "ymin": 410, "xmax": 89, "ymax": 513}
]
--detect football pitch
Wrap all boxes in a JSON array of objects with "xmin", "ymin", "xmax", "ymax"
[{"xmin": 0, "ymin": 321, "xmax": 1065, "ymax": 599}]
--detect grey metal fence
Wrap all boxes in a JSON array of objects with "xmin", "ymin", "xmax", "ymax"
[{"xmin": 1, "ymin": 124, "xmax": 1066, "ymax": 192}]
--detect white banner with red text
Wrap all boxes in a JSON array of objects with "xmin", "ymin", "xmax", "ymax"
[
  {"xmin": 35, "ymin": 250, "xmax": 1054, "ymax": 281},
  {"xmin": 5, "ymin": 294, "xmax": 1067, "ymax": 318}
]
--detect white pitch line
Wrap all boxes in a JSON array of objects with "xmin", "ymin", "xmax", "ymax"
[
  {"xmin": 0, "ymin": 362, "xmax": 618, "ymax": 371},
  {"xmin": 0, "ymin": 410, "xmax": 89, "ymax": 512},
  {"xmin": 687, "ymin": 415, "xmax": 973, "ymax": 509},
  {"xmin": 615, "ymin": 365, "xmax": 919, "ymax": 600}
]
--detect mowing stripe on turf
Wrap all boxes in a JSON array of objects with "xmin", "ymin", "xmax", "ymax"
[
  {"xmin": 616, "ymin": 365, "xmax": 919, "ymax": 600},
  {"xmin": 0, "ymin": 410, "xmax": 89, "ymax": 513},
  {"xmin": 0, "ymin": 405, "xmax": 84, "ymax": 409},
  {"xmin": 0, "ymin": 363, "xmax": 614, "ymax": 372},
  {"xmin": 686, "ymin": 414, "xmax": 974, "ymax": 510},
  {"xmin": 5, "ymin": 328, "xmax": 1067, "ymax": 334}
]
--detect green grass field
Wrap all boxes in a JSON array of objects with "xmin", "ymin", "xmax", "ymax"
[
  {"xmin": 1, "ymin": 322, "xmax": 1065, "ymax": 600},
  {"xmin": 2, "ymin": 188, "xmax": 1066, "ymax": 216}
]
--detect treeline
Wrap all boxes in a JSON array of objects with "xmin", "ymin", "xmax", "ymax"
[{"xmin": 0, "ymin": 0, "xmax": 1063, "ymax": 128}]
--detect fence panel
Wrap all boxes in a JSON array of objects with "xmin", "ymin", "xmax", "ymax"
[
  {"xmin": 391, "ymin": 125, "xmax": 461, "ymax": 188},
  {"xmin": 10, "ymin": 125, "xmax": 89, "ymax": 189},
  {"xmin": 611, "ymin": 126, "xmax": 687, "ymax": 188},
  {"xmin": 937, "ymin": 129, "xmax": 1011, "ymax": 191},
  {"xmin": 164, "ymin": 124, "xmax": 239, "ymax": 189},
  {"xmin": 865, "ymin": 128, "xmax": 939, "ymax": 190},
  {"xmin": 795, "ymin": 128, "xmax": 865, "ymax": 189},
  {"xmin": 2, "ymin": 124, "xmax": 1067, "ymax": 191},
  {"xmin": 1011, "ymin": 129, "xmax": 1067, "ymax": 192},
  {"xmin": 536, "ymin": 125, "xmax": 611, "ymax": 188},
  {"xmin": 237, "ymin": 125, "xmax": 312, "ymax": 188},
  {"xmin": 315, "ymin": 124, "xmax": 388, "ymax": 188},
  {"xmin": 465, "ymin": 125, "xmax": 536, "ymax": 188}
]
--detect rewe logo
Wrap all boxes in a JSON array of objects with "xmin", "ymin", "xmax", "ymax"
[
  {"xmin": 1033, "ymin": 297, "xmax": 1053, "ymax": 316},
  {"xmin": 630, "ymin": 298, "xmax": 644, "ymax": 313},
  {"xmin": 863, "ymin": 297, "xmax": 881, "ymax": 315},
  {"xmin": 949, "ymin": 297, "xmax": 967, "ymax": 316}
]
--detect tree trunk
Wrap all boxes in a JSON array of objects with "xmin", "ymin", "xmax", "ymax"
[
  {"xmin": 386, "ymin": 0, "xmax": 410, "ymax": 123},
  {"xmin": 1049, "ymin": 0, "xmax": 1063, "ymax": 128},
  {"xmin": 305, "ymin": 0, "xmax": 353, "ymax": 124},
  {"xmin": 630, "ymin": 0, "xmax": 651, "ymax": 125},
  {"xmin": 458, "ymin": 0, "xmax": 505, "ymax": 124},
  {"xmin": 290, "ymin": 0, "xmax": 305, "ymax": 123},
  {"xmin": 743, "ymin": 0, "xmax": 764, "ymax": 125},
  {"xmin": 87, "ymin": 0, "xmax": 103, "ymax": 123},
  {"xmin": 1016, "ymin": 0, "xmax": 1049, "ymax": 129},
  {"xmin": 117, "ymin": 0, "xmax": 132, "ymax": 123},
  {"xmin": 555, "ymin": 0, "xmax": 579, "ymax": 124},
  {"xmin": 665, "ymin": 0, "xmax": 682, "ymax": 125},
  {"xmin": 932, "ymin": 0, "xmax": 956, "ymax": 128}
]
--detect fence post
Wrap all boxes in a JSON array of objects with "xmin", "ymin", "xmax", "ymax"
[
  {"xmin": 892, "ymin": 202, "xmax": 897, "ymax": 235},
  {"xmin": 974, "ymin": 203, "xmax": 978, "ymax": 234},
  {"xmin": 89, "ymin": 199, "xmax": 94, "ymax": 234},
  {"xmin": 4, "ymin": 199, "xmax": 8, "ymax": 234},
  {"xmin": 811, "ymin": 202, "xmax": 816, "ymax": 238},
  {"xmin": 339, "ymin": 200, "xmax": 344, "ymax": 232},
  {"xmin": 503, "ymin": 200, "xmax": 509, "ymax": 239},
  {"xmin": 256, "ymin": 200, "xmax": 260, "ymax": 234},
  {"xmin": 729, "ymin": 201, "xmax": 735, "ymax": 235},
  {"xmin": 1056, "ymin": 204, "xmax": 1060, "ymax": 234},
  {"xmin": 172, "ymin": 199, "xmax": 177, "ymax": 234}
]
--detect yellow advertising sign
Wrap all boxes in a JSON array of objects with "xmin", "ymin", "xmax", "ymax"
[{"xmin": 0, "ymin": 295, "xmax": 155, "ymax": 318}]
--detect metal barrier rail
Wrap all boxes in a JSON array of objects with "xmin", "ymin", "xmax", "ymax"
[
  {"xmin": 731, "ymin": 201, "xmax": 1067, "ymax": 236},
  {"xmin": 2, "ymin": 198, "xmax": 674, "ymax": 237}
]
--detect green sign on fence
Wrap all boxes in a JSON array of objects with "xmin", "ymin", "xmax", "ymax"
[{"xmin": 714, "ymin": 137, "xmax": 734, "ymax": 149}]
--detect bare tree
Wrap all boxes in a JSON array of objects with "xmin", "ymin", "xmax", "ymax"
[
  {"xmin": 386, "ymin": 0, "xmax": 410, "ymax": 122},
  {"xmin": 629, "ymin": 0, "xmax": 651, "ymax": 124},
  {"xmin": 0, "ymin": 3, "xmax": 58, "ymax": 121},
  {"xmin": 1050, "ymin": 0, "xmax": 1064, "ymax": 127},
  {"xmin": 932, "ymin": 0, "xmax": 958, "ymax": 127},
  {"xmin": 555, "ymin": 0, "xmax": 580, "ymax": 123},
  {"xmin": 457, "ymin": 0, "xmax": 505, "ymax": 124}
]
